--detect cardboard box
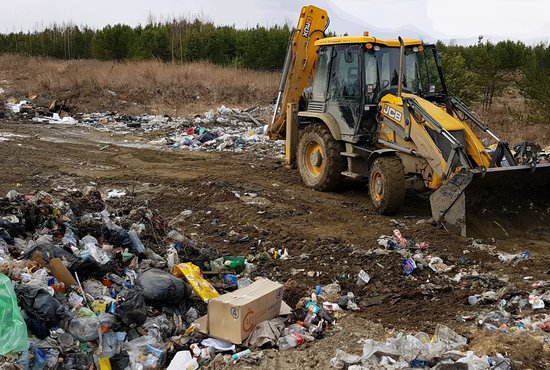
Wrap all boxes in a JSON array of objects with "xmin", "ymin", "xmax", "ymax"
[
  {"xmin": 203, "ymin": 278, "xmax": 285, "ymax": 344},
  {"xmin": 47, "ymin": 258, "xmax": 77, "ymax": 286}
]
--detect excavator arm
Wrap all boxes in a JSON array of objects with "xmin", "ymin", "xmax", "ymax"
[{"xmin": 268, "ymin": 5, "xmax": 329, "ymax": 139}]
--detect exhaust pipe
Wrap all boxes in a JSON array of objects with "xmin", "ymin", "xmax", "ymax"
[{"xmin": 397, "ymin": 36, "xmax": 404, "ymax": 97}]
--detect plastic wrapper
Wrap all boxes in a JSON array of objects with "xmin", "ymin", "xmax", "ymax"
[
  {"xmin": 0, "ymin": 273, "xmax": 28, "ymax": 355},
  {"xmin": 137, "ymin": 268, "xmax": 187, "ymax": 305},
  {"xmin": 82, "ymin": 279, "xmax": 110, "ymax": 299},
  {"xmin": 172, "ymin": 263, "xmax": 218, "ymax": 302}
]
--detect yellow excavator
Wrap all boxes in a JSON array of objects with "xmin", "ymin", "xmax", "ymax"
[{"xmin": 268, "ymin": 5, "xmax": 550, "ymax": 237}]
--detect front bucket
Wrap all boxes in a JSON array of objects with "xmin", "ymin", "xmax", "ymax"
[{"xmin": 430, "ymin": 163, "xmax": 550, "ymax": 238}]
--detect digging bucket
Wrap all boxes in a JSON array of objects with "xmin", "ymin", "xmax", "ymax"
[{"xmin": 430, "ymin": 163, "xmax": 550, "ymax": 238}]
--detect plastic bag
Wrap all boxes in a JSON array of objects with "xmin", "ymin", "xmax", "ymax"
[
  {"xmin": 68, "ymin": 307, "xmax": 100, "ymax": 341},
  {"xmin": 141, "ymin": 314, "xmax": 174, "ymax": 339},
  {"xmin": 116, "ymin": 288, "xmax": 148, "ymax": 326},
  {"xmin": 15, "ymin": 285, "xmax": 65, "ymax": 324},
  {"xmin": 101, "ymin": 222, "xmax": 133, "ymax": 250},
  {"xmin": 137, "ymin": 268, "xmax": 187, "ymax": 305},
  {"xmin": 173, "ymin": 263, "xmax": 219, "ymax": 302},
  {"xmin": 243, "ymin": 318, "xmax": 285, "ymax": 348},
  {"xmin": 0, "ymin": 273, "xmax": 28, "ymax": 355}
]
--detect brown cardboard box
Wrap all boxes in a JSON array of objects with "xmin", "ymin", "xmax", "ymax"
[
  {"xmin": 47, "ymin": 258, "xmax": 77, "ymax": 286},
  {"xmin": 205, "ymin": 278, "xmax": 284, "ymax": 344}
]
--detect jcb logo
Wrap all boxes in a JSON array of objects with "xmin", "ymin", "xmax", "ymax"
[
  {"xmin": 302, "ymin": 17, "xmax": 312, "ymax": 38},
  {"xmin": 383, "ymin": 105, "xmax": 402, "ymax": 123}
]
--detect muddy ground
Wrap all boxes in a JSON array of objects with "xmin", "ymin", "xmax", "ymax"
[{"xmin": 1, "ymin": 121, "xmax": 549, "ymax": 369}]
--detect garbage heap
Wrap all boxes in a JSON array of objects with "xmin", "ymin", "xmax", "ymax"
[
  {"xmin": 2, "ymin": 99, "xmax": 283, "ymax": 156},
  {"xmin": 0, "ymin": 187, "xmax": 338, "ymax": 369}
]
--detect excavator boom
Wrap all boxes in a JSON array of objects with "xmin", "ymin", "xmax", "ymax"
[{"xmin": 268, "ymin": 5, "xmax": 329, "ymax": 139}]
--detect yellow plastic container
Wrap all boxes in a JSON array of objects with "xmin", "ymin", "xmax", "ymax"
[{"xmin": 99, "ymin": 357, "xmax": 112, "ymax": 370}]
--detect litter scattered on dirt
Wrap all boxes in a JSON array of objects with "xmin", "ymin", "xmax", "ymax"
[{"xmin": 1, "ymin": 98, "xmax": 550, "ymax": 369}]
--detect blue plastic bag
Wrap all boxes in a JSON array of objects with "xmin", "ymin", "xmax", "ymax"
[{"xmin": 0, "ymin": 273, "xmax": 28, "ymax": 355}]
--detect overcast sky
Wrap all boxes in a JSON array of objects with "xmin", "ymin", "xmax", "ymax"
[{"xmin": 2, "ymin": 0, "xmax": 549, "ymax": 44}]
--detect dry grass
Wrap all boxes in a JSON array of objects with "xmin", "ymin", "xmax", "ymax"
[
  {"xmin": 0, "ymin": 54, "xmax": 279, "ymax": 115},
  {"xmin": 472, "ymin": 86, "xmax": 550, "ymax": 145}
]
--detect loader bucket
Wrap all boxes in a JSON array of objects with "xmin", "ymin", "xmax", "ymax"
[{"xmin": 430, "ymin": 163, "xmax": 550, "ymax": 238}]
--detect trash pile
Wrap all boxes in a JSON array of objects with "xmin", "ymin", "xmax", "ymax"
[
  {"xmin": 2, "ymin": 98, "xmax": 282, "ymax": 156},
  {"xmin": 486, "ymin": 141, "xmax": 550, "ymax": 165},
  {"xmin": 330, "ymin": 324, "xmax": 512, "ymax": 369},
  {"xmin": 0, "ymin": 187, "xmax": 340, "ymax": 369}
]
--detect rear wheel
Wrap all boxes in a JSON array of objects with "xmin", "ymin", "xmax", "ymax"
[
  {"xmin": 369, "ymin": 156, "xmax": 405, "ymax": 214},
  {"xmin": 297, "ymin": 124, "xmax": 345, "ymax": 191}
]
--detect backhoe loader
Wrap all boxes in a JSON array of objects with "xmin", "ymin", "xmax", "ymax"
[{"xmin": 268, "ymin": 5, "xmax": 550, "ymax": 237}]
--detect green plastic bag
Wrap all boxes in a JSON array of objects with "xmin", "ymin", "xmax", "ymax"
[{"xmin": 0, "ymin": 273, "xmax": 28, "ymax": 355}]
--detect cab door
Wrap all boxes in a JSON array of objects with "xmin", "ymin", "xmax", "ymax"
[{"xmin": 326, "ymin": 45, "xmax": 362, "ymax": 138}]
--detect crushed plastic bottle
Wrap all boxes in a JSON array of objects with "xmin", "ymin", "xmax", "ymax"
[
  {"xmin": 277, "ymin": 333, "xmax": 304, "ymax": 350},
  {"xmin": 128, "ymin": 229, "xmax": 145, "ymax": 253}
]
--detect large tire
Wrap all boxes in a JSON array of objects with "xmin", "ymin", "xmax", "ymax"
[
  {"xmin": 297, "ymin": 124, "xmax": 346, "ymax": 191},
  {"xmin": 369, "ymin": 156, "xmax": 405, "ymax": 214}
]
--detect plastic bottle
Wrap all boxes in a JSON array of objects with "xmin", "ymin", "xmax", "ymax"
[
  {"xmin": 231, "ymin": 349, "xmax": 252, "ymax": 362},
  {"xmin": 277, "ymin": 333, "xmax": 304, "ymax": 350},
  {"xmin": 284, "ymin": 324, "xmax": 307, "ymax": 336},
  {"xmin": 128, "ymin": 230, "xmax": 145, "ymax": 253},
  {"xmin": 304, "ymin": 310, "xmax": 317, "ymax": 327}
]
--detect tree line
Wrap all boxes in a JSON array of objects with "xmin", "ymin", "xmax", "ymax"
[
  {"xmin": 1, "ymin": 20, "xmax": 549, "ymax": 121},
  {"xmin": 0, "ymin": 18, "xmax": 291, "ymax": 70},
  {"xmin": 439, "ymin": 37, "xmax": 550, "ymax": 122}
]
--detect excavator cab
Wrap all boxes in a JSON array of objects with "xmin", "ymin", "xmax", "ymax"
[
  {"xmin": 269, "ymin": 5, "xmax": 550, "ymax": 238},
  {"xmin": 309, "ymin": 41, "xmax": 448, "ymax": 146}
]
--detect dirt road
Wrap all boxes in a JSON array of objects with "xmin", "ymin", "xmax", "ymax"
[{"xmin": 1, "ymin": 121, "xmax": 549, "ymax": 368}]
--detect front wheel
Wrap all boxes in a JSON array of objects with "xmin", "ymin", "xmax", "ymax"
[
  {"xmin": 297, "ymin": 124, "xmax": 346, "ymax": 191},
  {"xmin": 369, "ymin": 156, "xmax": 405, "ymax": 214}
]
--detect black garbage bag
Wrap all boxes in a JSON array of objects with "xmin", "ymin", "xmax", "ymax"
[
  {"xmin": 111, "ymin": 352, "xmax": 130, "ymax": 370},
  {"xmin": 26, "ymin": 318, "xmax": 51, "ymax": 340},
  {"xmin": 22, "ymin": 242, "xmax": 77, "ymax": 263},
  {"xmin": 0, "ymin": 220, "xmax": 25, "ymax": 238},
  {"xmin": 0, "ymin": 228, "xmax": 14, "ymax": 245},
  {"xmin": 198, "ymin": 131, "xmax": 217, "ymax": 143},
  {"xmin": 15, "ymin": 286, "xmax": 65, "ymax": 324},
  {"xmin": 15, "ymin": 285, "xmax": 67, "ymax": 338},
  {"xmin": 101, "ymin": 222, "xmax": 133, "ymax": 250},
  {"xmin": 136, "ymin": 268, "xmax": 187, "ymax": 305},
  {"xmin": 69, "ymin": 256, "xmax": 115, "ymax": 279},
  {"xmin": 116, "ymin": 288, "xmax": 148, "ymax": 326}
]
